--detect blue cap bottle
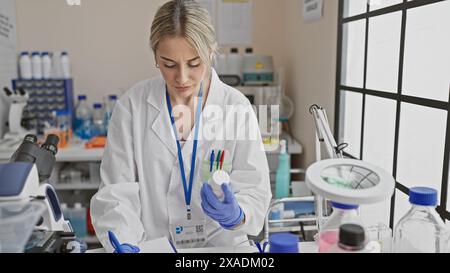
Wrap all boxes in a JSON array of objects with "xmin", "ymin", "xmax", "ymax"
[{"xmin": 268, "ymin": 233, "xmax": 299, "ymax": 253}]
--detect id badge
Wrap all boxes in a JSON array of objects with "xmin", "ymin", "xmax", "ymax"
[{"xmin": 170, "ymin": 219, "xmax": 207, "ymax": 249}]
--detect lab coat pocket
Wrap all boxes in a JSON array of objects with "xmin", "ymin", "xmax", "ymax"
[{"xmin": 201, "ymin": 149, "xmax": 232, "ymax": 183}]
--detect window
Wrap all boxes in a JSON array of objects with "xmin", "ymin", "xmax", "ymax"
[{"xmin": 336, "ymin": 0, "xmax": 450, "ymax": 227}]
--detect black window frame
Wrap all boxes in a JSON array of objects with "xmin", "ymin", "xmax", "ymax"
[{"xmin": 334, "ymin": 0, "xmax": 450, "ymax": 227}]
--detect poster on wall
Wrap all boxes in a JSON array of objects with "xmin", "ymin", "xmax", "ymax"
[
  {"xmin": 0, "ymin": 0, "xmax": 18, "ymax": 138},
  {"xmin": 303, "ymin": 0, "xmax": 323, "ymax": 22},
  {"xmin": 217, "ymin": 0, "xmax": 252, "ymax": 45},
  {"xmin": 197, "ymin": 0, "xmax": 217, "ymax": 27}
]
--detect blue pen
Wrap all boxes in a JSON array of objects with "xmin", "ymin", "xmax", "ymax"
[
  {"xmin": 108, "ymin": 231, "xmax": 124, "ymax": 253},
  {"xmin": 169, "ymin": 239, "xmax": 178, "ymax": 253},
  {"xmin": 255, "ymin": 241, "xmax": 269, "ymax": 253},
  {"xmin": 209, "ymin": 150, "xmax": 215, "ymax": 172}
]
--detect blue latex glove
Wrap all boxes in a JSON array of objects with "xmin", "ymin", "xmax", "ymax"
[
  {"xmin": 108, "ymin": 231, "xmax": 140, "ymax": 253},
  {"xmin": 200, "ymin": 183, "xmax": 244, "ymax": 229}
]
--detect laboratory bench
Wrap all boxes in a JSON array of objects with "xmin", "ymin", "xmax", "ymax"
[
  {"xmin": 86, "ymin": 241, "xmax": 318, "ymax": 253},
  {"xmin": 0, "ymin": 134, "xmax": 305, "ymax": 248},
  {"xmin": 0, "ymin": 133, "xmax": 304, "ymax": 191}
]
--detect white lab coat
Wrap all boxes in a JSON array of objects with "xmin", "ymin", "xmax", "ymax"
[{"xmin": 90, "ymin": 69, "xmax": 271, "ymax": 252}]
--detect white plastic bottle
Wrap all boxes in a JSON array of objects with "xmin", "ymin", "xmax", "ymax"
[
  {"xmin": 103, "ymin": 95, "xmax": 117, "ymax": 134},
  {"xmin": 209, "ymin": 170, "xmax": 230, "ymax": 201},
  {"xmin": 31, "ymin": 51, "xmax": 43, "ymax": 79},
  {"xmin": 75, "ymin": 95, "xmax": 93, "ymax": 140},
  {"xmin": 227, "ymin": 48, "xmax": 242, "ymax": 81},
  {"xmin": 393, "ymin": 187, "xmax": 449, "ymax": 253},
  {"xmin": 215, "ymin": 53, "xmax": 227, "ymax": 76},
  {"xmin": 60, "ymin": 203, "xmax": 72, "ymax": 225},
  {"xmin": 51, "ymin": 51, "xmax": 63, "ymax": 79},
  {"xmin": 60, "ymin": 51, "xmax": 71, "ymax": 79},
  {"xmin": 41, "ymin": 52, "xmax": 52, "ymax": 79},
  {"xmin": 19, "ymin": 52, "xmax": 32, "ymax": 79},
  {"xmin": 318, "ymin": 201, "xmax": 364, "ymax": 253}
]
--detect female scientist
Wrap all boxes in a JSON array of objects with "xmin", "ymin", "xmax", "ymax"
[{"xmin": 90, "ymin": 0, "xmax": 271, "ymax": 252}]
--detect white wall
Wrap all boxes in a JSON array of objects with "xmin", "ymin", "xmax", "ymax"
[
  {"xmin": 15, "ymin": 0, "xmax": 283, "ymax": 106},
  {"xmin": 281, "ymin": 0, "xmax": 339, "ymax": 168},
  {"xmin": 15, "ymin": 0, "xmax": 165, "ymax": 105},
  {"xmin": 15, "ymin": 0, "xmax": 339, "ymax": 168},
  {"xmin": 0, "ymin": 0, "xmax": 18, "ymax": 137}
]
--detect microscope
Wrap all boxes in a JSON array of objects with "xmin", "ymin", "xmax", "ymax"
[
  {"xmin": 0, "ymin": 87, "xmax": 35, "ymax": 149},
  {"xmin": 0, "ymin": 134, "xmax": 86, "ymax": 253}
]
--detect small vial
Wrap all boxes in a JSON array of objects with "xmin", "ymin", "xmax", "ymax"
[{"xmin": 210, "ymin": 170, "xmax": 230, "ymax": 201}]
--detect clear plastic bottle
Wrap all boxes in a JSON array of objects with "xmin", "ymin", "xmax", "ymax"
[
  {"xmin": 227, "ymin": 47, "xmax": 242, "ymax": 81},
  {"xmin": 31, "ymin": 51, "xmax": 42, "ymax": 79},
  {"xmin": 275, "ymin": 139, "xmax": 290, "ymax": 198},
  {"xmin": 103, "ymin": 95, "xmax": 117, "ymax": 134},
  {"xmin": 19, "ymin": 52, "xmax": 32, "ymax": 79},
  {"xmin": 318, "ymin": 201, "xmax": 363, "ymax": 253},
  {"xmin": 393, "ymin": 187, "xmax": 449, "ymax": 253},
  {"xmin": 92, "ymin": 103, "xmax": 106, "ymax": 137},
  {"xmin": 74, "ymin": 95, "xmax": 93, "ymax": 140},
  {"xmin": 71, "ymin": 203, "xmax": 87, "ymax": 239}
]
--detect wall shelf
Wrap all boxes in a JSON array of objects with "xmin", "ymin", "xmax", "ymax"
[
  {"xmin": 53, "ymin": 182, "xmax": 100, "ymax": 190},
  {"xmin": 0, "ymin": 143, "xmax": 104, "ymax": 162}
]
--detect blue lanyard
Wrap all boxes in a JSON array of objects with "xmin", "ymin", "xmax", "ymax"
[{"xmin": 166, "ymin": 83, "xmax": 204, "ymax": 220}]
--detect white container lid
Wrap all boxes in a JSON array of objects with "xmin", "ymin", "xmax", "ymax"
[
  {"xmin": 74, "ymin": 202, "xmax": 82, "ymax": 209},
  {"xmin": 212, "ymin": 170, "xmax": 230, "ymax": 186}
]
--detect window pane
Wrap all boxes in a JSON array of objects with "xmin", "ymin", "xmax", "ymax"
[
  {"xmin": 448, "ymin": 161, "xmax": 450, "ymax": 210},
  {"xmin": 344, "ymin": 0, "xmax": 367, "ymax": 18},
  {"xmin": 366, "ymin": 12, "xmax": 402, "ymax": 92},
  {"xmin": 396, "ymin": 103, "xmax": 447, "ymax": 199},
  {"xmin": 394, "ymin": 189, "xmax": 410, "ymax": 227},
  {"xmin": 403, "ymin": 1, "xmax": 450, "ymax": 102},
  {"xmin": 362, "ymin": 95, "xmax": 397, "ymax": 173},
  {"xmin": 369, "ymin": 0, "xmax": 402, "ymax": 11},
  {"xmin": 339, "ymin": 91, "xmax": 363, "ymax": 158},
  {"xmin": 341, "ymin": 20, "xmax": 366, "ymax": 88}
]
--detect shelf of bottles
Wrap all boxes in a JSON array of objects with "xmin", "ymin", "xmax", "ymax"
[{"xmin": 12, "ymin": 79, "xmax": 75, "ymax": 135}]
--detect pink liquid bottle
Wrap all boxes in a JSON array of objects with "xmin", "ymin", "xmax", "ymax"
[{"xmin": 318, "ymin": 201, "xmax": 364, "ymax": 253}]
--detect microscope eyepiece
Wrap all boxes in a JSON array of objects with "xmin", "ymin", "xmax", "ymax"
[
  {"xmin": 17, "ymin": 88, "xmax": 26, "ymax": 96},
  {"xmin": 23, "ymin": 134, "xmax": 38, "ymax": 144},
  {"xmin": 3, "ymin": 87, "xmax": 13, "ymax": 96},
  {"xmin": 42, "ymin": 134, "xmax": 59, "ymax": 155}
]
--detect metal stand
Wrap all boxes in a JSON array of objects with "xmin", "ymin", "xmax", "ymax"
[{"xmin": 309, "ymin": 105, "xmax": 348, "ymax": 232}]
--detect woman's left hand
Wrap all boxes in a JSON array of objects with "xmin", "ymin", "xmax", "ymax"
[{"xmin": 200, "ymin": 183, "xmax": 244, "ymax": 229}]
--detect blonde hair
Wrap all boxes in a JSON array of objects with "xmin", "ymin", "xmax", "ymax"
[{"xmin": 150, "ymin": 0, "xmax": 218, "ymax": 67}]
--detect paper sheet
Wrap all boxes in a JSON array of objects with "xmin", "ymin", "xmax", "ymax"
[
  {"xmin": 217, "ymin": 0, "xmax": 252, "ymax": 45},
  {"xmin": 303, "ymin": 0, "xmax": 323, "ymax": 22},
  {"xmin": 197, "ymin": 0, "xmax": 217, "ymax": 27},
  {"xmin": 138, "ymin": 237, "xmax": 176, "ymax": 253},
  {"xmin": 0, "ymin": 0, "xmax": 17, "ymax": 138}
]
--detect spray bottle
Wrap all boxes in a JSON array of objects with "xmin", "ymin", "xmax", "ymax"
[{"xmin": 275, "ymin": 139, "xmax": 290, "ymax": 198}]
